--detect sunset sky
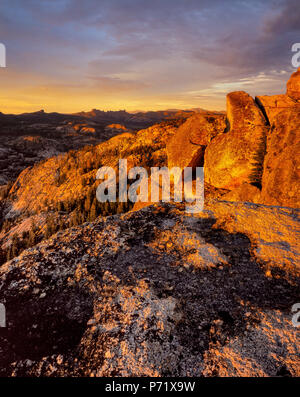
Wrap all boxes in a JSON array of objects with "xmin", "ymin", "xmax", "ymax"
[{"xmin": 0, "ymin": 0, "xmax": 299, "ymax": 114}]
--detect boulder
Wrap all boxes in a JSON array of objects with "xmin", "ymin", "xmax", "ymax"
[
  {"xmin": 261, "ymin": 108, "xmax": 300, "ymax": 208},
  {"xmin": 167, "ymin": 113, "xmax": 226, "ymax": 169},
  {"xmin": 226, "ymin": 91, "xmax": 266, "ymax": 130},
  {"xmin": 287, "ymin": 67, "xmax": 300, "ymax": 101},
  {"xmin": 255, "ymin": 94, "xmax": 298, "ymax": 125},
  {"xmin": 205, "ymin": 91, "xmax": 268, "ymax": 189},
  {"xmin": 222, "ymin": 183, "xmax": 261, "ymax": 204}
]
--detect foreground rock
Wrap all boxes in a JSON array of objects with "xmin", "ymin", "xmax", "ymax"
[
  {"xmin": 287, "ymin": 67, "xmax": 300, "ymax": 101},
  {"xmin": 205, "ymin": 92, "xmax": 268, "ymax": 190},
  {"xmin": 261, "ymin": 108, "xmax": 300, "ymax": 208},
  {"xmin": 0, "ymin": 202, "xmax": 299, "ymax": 377},
  {"xmin": 167, "ymin": 113, "xmax": 226, "ymax": 169}
]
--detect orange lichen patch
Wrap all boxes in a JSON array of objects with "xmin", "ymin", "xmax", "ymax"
[
  {"xmin": 76, "ymin": 272, "xmax": 182, "ymax": 377},
  {"xmin": 202, "ymin": 309, "xmax": 300, "ymax": 377},
  {"xmin": 147, "ymin": 223, "xmax": 228, "ymax": 270},
  {"xmin": 203, "ymin": 348, "xmax": 267, "ymax": 377},
  {"xmin": 95, "ymin": 224, "xmax": 131, "ymax": 255},
  {"xmin": 73, "ymin": 264, "xmax": 95, "ymax": 285}
]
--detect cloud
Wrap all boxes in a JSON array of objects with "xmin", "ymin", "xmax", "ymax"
[
  {"xmin": 0, "ymin": 0, "xmax": 298, "ymax": 112},
  {"xmin": 264, "ymin": 0, "xmax": 300, "ymax": 34},
  {"xmin": 87, "ymin": 76, "xmax": 148, "ymax": 93}
]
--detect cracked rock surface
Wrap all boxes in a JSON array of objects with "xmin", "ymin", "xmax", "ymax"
[{"xmin": 0, "ymin": 201, "xmax": 299, "ymax": 376}]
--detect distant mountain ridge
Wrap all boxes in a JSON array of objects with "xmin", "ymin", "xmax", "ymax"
[
  {"xmin": 0, "ymin": 107, "xmax": 225, "ymax": 129},
  {"xmin": 73, "ymin": 108, "xmax": 197, "ymax": 127}
]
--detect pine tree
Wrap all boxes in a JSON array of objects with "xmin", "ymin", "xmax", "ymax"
[
  {"xmin": 57, "ymin": 201, "xmax": 64, "ymax": 212},
  {"xmin": 45, "ymin": 215, "xmax": 56, "ymax": 239},
  {"xmin": 89, "ymin": 200, "xmax": 97, "ymax": 221},
  {"xmin": 28, "ymin": 227, "xmax": 37, "ymax": 247},
  {"xmin": 11, "ymin": 233, "xmax": 19, "ymax": 258}
]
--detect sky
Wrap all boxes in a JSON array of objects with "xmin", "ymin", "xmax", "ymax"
[{"xmin": 0, "ymin": 0, "xmax": 299, "ymax": 113}]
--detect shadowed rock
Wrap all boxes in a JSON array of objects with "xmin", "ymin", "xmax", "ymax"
[
  {"xmin": 0, "ymin": 202, "xmax": 299, "ymax": 377},
  {"xmin": 261, "ymin": 108, "xmax": 300, "ymax": 208},
  {"xmin": 205, "ymin": 92, "xmax": 268, "ymax": 190},
  {"xmin": 167, "ymin": 113, "xmax": 226, "ymax": 169}
]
